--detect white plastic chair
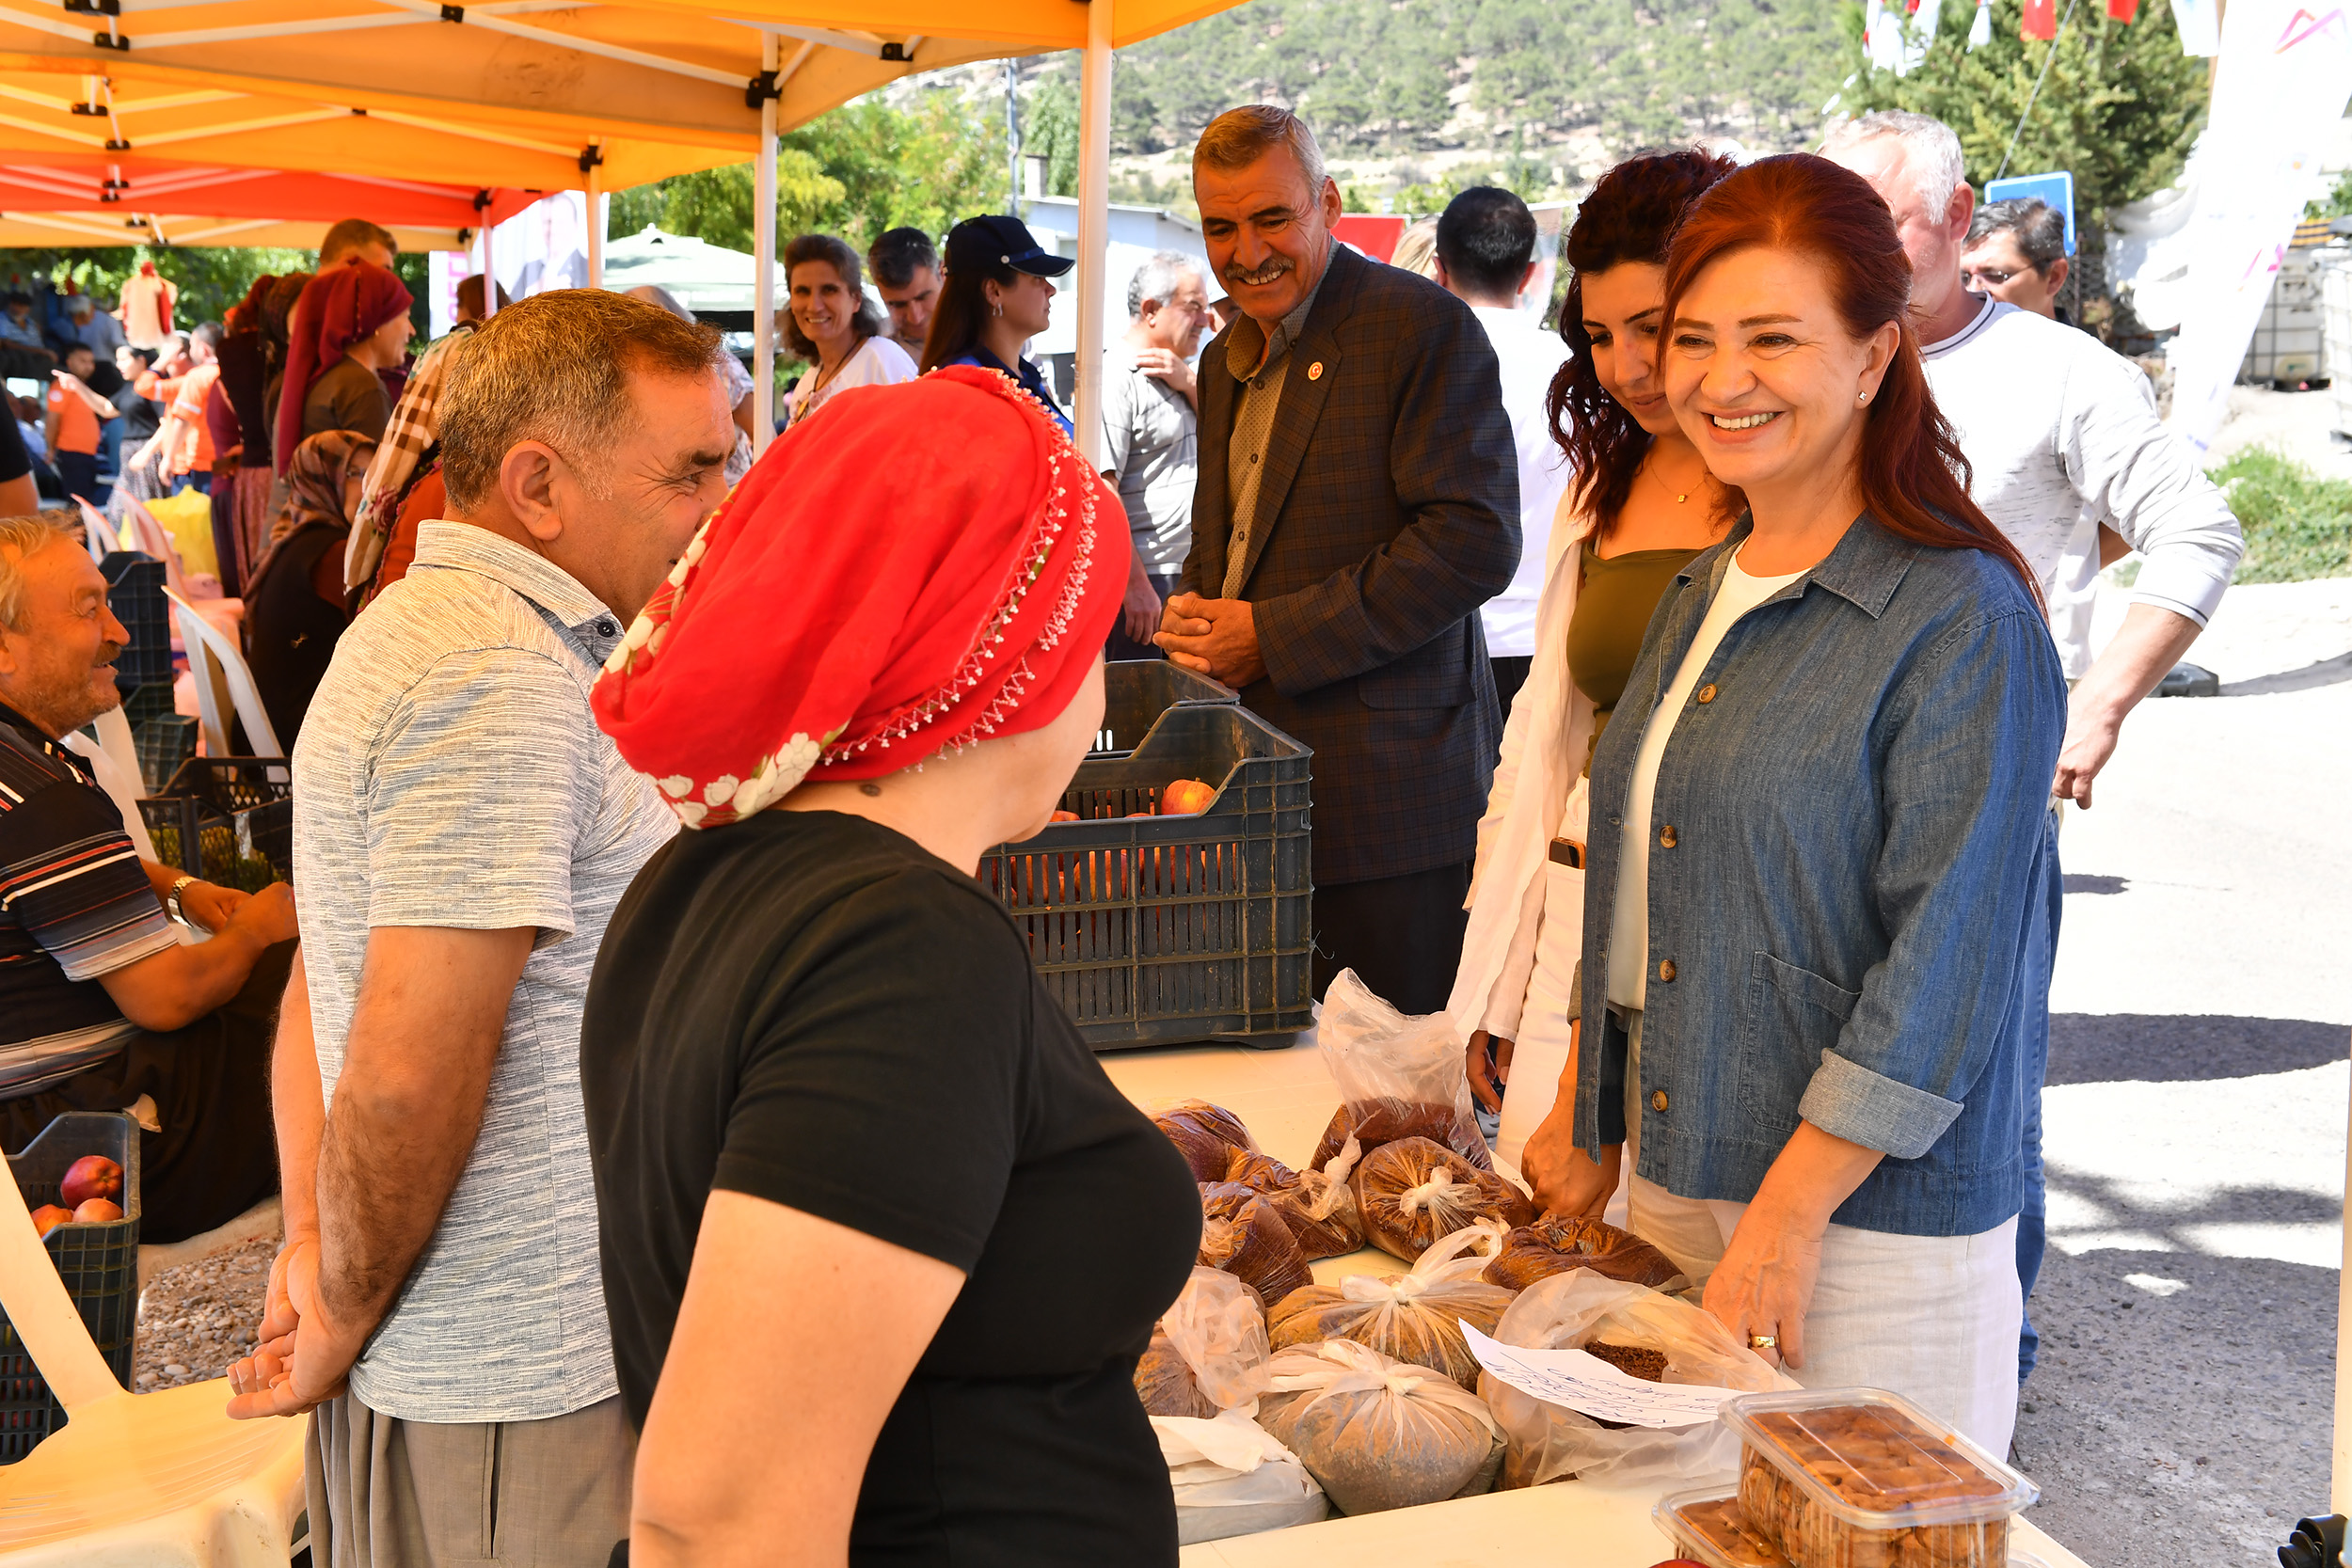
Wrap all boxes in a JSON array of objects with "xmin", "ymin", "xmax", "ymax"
[
  {"xmin": 74, "ymin": 499, "xmax": 109, "ymax": 566},
  {"xmin": 63, "ymin": 708, "xmax": 163, "ymax": 863},
  {"xmin": 162, "ymin": 586, "xmax": 284, "ymax": 768},
  {"xmin": 0, "ymin": 1148, "xmax": 309, "ymax": 1561}
]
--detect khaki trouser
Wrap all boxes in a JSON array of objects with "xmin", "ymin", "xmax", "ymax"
[{"xmin": 306, "ymin": 1390, "xmax": 634, "ymax": 1567}]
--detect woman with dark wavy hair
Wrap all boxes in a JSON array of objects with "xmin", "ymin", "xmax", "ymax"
[
  {"xmin": 1525, "ymin": 152, "xmax": 2058, "ymax": 1453},
  {"xmin": 1445, "ymin": 148, "xmax": 1738, "ymax": 1181},
  {"xmin": 780, "ymin": 232, "xmax": 915, "ymax": 431}
]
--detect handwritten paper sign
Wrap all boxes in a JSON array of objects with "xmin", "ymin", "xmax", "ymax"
[{"xmin": 1459, "ymin": 1321, "xmax": 1741, "ymax": 1431}]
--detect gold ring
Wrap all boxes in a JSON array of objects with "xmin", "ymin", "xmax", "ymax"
[{"xmin": 1748, "ymin": 1334, "xmax": 1777, "ymax": 1350}]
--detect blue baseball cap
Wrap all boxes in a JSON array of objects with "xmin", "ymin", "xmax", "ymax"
[{"xmin": 945, "ymin": 214, "xmax": 1074, "ymax": 278}]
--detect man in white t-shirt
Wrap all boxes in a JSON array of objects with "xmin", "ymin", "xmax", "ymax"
[
  {"xmin": 1434, "ymin": 187, "xmax": 1572, "ymax": 719},
  {"xmin": 1101, "ymin": 252, "xmax": 1213, "ymax": 659},
  {"xmin": 1826, "ymin": 110, "xmax": 2245, "ymax": 1388}
]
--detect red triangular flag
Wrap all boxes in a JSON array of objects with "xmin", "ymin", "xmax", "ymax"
[
  {"xmin": 2023, "ymin": 0, "xmax": 2058, "ymax": 36},
  {"xmin": 2106, "ymin": 0, "xmax": 2139, "ymax": 18}
]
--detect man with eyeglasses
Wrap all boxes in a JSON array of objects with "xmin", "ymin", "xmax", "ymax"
[
  {"xmin": 1156, "ymin": 104, "xmax": 1519, "ymax": 1016},
  {"xmin": 1963, "ymin": 198, "xmax": 2074, "ymax": 325}
]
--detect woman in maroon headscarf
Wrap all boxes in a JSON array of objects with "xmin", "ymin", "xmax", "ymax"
[
  {"xmin": 580, "ymin": 367, "xmax": 1200, "ymax": 1567},
  {"xmin": 272, "ymin": 259, "xmax": 411, "ymax": 471}
]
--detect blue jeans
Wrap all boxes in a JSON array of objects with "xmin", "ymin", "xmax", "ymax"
[
  {"xmin": 2016, "ymin": 812, "xmax": 2061, "ymax": 1382},
  {"xmin": 98, "ymin": 414, "xmax": 122, "ymax": 479}
]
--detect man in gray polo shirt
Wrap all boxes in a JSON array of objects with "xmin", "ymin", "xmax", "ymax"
[
  {"xmin": 1101, "ymin": 251, "xmax": 1212, "ymax": 659},
  {"xmin": 227, "ymin": 290, "xmax": 736, "ymax": 1566}
]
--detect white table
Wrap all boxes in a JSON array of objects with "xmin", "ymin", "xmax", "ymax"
[{"xmin": 1096, "ymin": 1037, "xmax": 2093, "ymax": 1568}]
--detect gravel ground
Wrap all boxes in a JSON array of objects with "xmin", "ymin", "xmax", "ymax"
[{"xmin": 134, "ymin": 1232, "xmax": 275, "ymax": 1391}]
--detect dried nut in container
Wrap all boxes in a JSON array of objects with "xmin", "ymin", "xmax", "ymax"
[{"xmin": 1725, "ymin": 1391, "xmax": 2035, "ymax": 1568}]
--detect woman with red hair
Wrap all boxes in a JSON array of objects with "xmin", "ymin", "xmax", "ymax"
[
  {"xmin": 1524, "ymin": 153, "xmax": 2063, "ymax": 1452},
  {"xmin": 273, "ymin": 258, "xmax": 411, "ymax": 470},
  {"xmin": 580, "ymin": 368, "xmax": 1198, "ymax": 1565}
]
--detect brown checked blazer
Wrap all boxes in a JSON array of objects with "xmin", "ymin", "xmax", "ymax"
[{"xmin": 1182, "ymin": 241, "xmax": 1521, "ymax": 887}]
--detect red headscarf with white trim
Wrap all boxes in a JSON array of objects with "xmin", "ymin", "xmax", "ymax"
[{"xmin": 592, "ymin": 364, "xmax": 1126, "ymax": 829}]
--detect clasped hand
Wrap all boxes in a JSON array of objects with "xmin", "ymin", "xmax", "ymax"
[
  {"xmin": 1153, "ymin": 593, "xmax": 1264, "ymax": 689},
  {"xmin": 225, "ymin": 1236, "xmax": 362, "ymax": 1419}
]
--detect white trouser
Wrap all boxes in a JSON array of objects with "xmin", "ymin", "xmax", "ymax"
[
  {"xmin": 1621, "ymin": 1014, "xmax": 2024, "ymax": 1457},
  {"xmin": 1496, "ymin": 780, "xmax": 1588, "ymax": 1171}
]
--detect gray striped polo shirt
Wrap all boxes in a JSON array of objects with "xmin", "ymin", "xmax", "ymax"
[{"xmin": 293, "ymin": 520, "xmax": 675, "ymax": 1423}]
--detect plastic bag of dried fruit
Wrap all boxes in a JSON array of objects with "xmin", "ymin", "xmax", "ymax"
[
  {"xmin": 1478, "ymin": 1268, "xmax": 1794, "ymax": 1492},
  {"xmin": 1309, "ymin": 968, "xmax": 1493, "ymax": 1179},
  {"xmin": 1268, "ymin": 1221, "xmax": 1516, "ymax": 1388},
  {"xmin": 1152, "ymin": 1409, "xmax": 1329, "ymax": 1544},
  {"xmin": 1136, "ymin": 1267, "xmax": 1275, "ymax": 1418},
  {"xmin": 1257, "ymin": 1338, "xmax": 1505, "ymax": 1515},
  {"xmin": 1151, "ymin": 1100, "xmax": 1259, "ymax": 1183}
]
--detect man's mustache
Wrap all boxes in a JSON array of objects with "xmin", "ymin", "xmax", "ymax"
[{"xmin": 1224, "ymin": 256, "xmax": 1294, "ymax": 287}]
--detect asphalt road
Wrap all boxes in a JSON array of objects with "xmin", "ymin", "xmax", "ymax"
[{"xmin": 2011, "ymin": 574, "xmax": 2352, "ymax": 1565}]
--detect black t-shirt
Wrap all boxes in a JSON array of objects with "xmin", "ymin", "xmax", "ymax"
[
  {"xmin": 0, "ymin": 406, "xmax": 28, "ymax": 484},
  {"xmin": 582, "ymin": 810, "xmax": 1197, "ymax": 1567}
]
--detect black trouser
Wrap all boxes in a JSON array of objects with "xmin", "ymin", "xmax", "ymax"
[
  {"xmin": 1488, "ymin": 656, "xmax": 1533, "ymax": 722},
  {"xmin": 0, "ymin": 940, "xmax": 293, "ymax": 1243},
  {"xmin": 55, "ymin": 449, "xmax": 104, "ymax": 506},
  {"xmin": 1104, "ymin": 566, "xmax": 1182, "ymax": 662},
  {"xmin": 1311, "ymin": 862, "xmax": 1473, "ymax": 1016}
]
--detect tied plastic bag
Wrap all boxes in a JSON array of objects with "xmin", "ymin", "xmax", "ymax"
[
  {"xmin": 1220, "ymin": 1148, "xmax": 1361, "ymax": 1259},
  {"xmin": 1478, "ymin": 1268, "xmax": 1793, "ymax": 1491},
  {"xmin": 1350, "ymin": 1135, "xmax": 1536, "ymax": 1261},
  {"xmin": 1136, "ymin": 1267, "xmax": 1273, "ymax": 1418},
  {"xmin": 1268, "ymin": 1221, "xmax": 1518, "ymax": 1389},
  {"xmin": 1483, "ymin": 1212, "xmax": 1688, "ymax": 1292},
  {"xmin": 1309, "ymin": 968, "xmax": 1493, "ymax": 1178},
  {"xmin": 1257, "ymin": 1339, "xmax": 1506, "ymax": 1516},
  {"xmin": 1152, "ymin": 1409, "xmax": 1329, "ymax": 1544},
  {"xmin": 1198, "ymin": 1184, "xmax": 1312, "ymax": 1310},
  {"xmin": 1152, "ymin": 1100, "xmax": 1259, "ymax": 1183}
]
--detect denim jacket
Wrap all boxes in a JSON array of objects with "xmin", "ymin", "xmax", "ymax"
[{"xmin": 1573, "ymin": 513, "xmax": 2064, "ymax": 1237}]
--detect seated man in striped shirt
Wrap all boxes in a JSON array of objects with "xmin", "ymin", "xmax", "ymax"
[{"xmin": 0, "ymin": 512, "xmax": 297, "ymax": 1241}]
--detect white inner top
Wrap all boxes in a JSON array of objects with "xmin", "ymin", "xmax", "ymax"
[{"xmin": 1606, "ymin": 546, "xmax": 1807, "ymax": 1012}]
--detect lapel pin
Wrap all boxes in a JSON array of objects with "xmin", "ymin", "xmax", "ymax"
[{"xmin": 1308, "ymin": 361, "xmax": 1324, "ymax": 380}]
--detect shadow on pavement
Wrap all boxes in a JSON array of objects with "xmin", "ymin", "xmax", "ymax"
[
  {"xmin": 2224, "ymin": 651, "xmax": 2352, "ymax": 697},
  {"xmin": 2048, "ymin": 1014, "xmax": 2350, "ymax": 1085}
]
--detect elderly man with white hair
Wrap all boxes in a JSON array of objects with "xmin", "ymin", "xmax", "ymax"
[
  {"xmin": 1101, "ymin": 249, "xmax": 1214, "ymax": 657},
  {"xmin": 1822, "ymin": 108, "xmax": 2245, "ymax": 1390}
]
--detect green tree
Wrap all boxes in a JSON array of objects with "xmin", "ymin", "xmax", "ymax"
[
  {"xmin": 606, "ymin": 88, "xmax": 1009, "ymax": 260},
  {"xmin": 1025, "ymin": 79, "xmax": 1082, "ymax": 198},
  {"xmin": 1843, "ymin": 0, "xmax": 2207, "ymax": 228},
  {"xmin": 11, "ymin": 245, "xmax": 321, "ymax": 331}
]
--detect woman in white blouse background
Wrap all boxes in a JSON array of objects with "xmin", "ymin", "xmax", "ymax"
[{"xmin": 780, "ymin": 233, "xmax": 917, "ymax": 429}]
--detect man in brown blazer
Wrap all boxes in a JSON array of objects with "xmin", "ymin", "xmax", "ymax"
[{"xmin": 1157, "ymin": 105, "xmax": 1520, "ymax": 1014}]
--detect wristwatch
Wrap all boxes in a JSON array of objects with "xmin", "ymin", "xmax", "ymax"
[{"xmin": 164, "ymin": 875, "xmax": 203, "ymax": 931}]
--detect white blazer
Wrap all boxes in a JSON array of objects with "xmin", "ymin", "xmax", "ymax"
[{"xmin": 1445, "ymin": 486, "xmax": 1600, "ymax": 1047}]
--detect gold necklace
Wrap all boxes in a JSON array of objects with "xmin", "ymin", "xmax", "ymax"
[{"xmin": 1646, "ymin": 451, "xmax": 1708, "ymax": 505}]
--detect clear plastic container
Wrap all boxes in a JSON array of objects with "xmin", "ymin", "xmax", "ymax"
[
  {"xmin": 1656, "ymin": 1485, "xmax": 1794, "ymax": 1568},
  {"xmin": 1655, "ymin": 1485, "xmax": 2055, "ymax": 1568},
  {"xmin": 1720, "ymin": 1388, "xmax": 2040, "ymax": 1568}
]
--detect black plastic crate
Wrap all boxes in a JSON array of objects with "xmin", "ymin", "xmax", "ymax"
[
  {"xmin": 134, "ymin": 714, "xmax": 198, "ymax": 794},
  {"xmin": 1092, "ymin": 659, "xmax": 1236, "ymax": 756},
  {"xmin": 118, "ymin": 680, "xmax": 179, "ymax": 737},
  {"xmin": 979, "ymin": 703, "xmax": 1311, "ymax": 1050},
  {"xmin": 2, "ymin": 1112, "xmax": 140, "ymax": 1462},
  {"xmin": 102, "ymin": 551, "xmax": 171, "ymax": 690},
  {"xmin": 142, "ymin": 756, "xmax": 293, "ymax": 890}
]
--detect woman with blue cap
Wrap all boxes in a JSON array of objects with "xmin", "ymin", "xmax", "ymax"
[{"xmin": 920, "ymin": 214, "xmax": 1076, "ymax": 439}]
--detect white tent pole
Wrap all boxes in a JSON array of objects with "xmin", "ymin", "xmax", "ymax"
[
  {"xmin": 753, "ymin": 30, "xmax": 779, "ymax": 456},
  {"xmin": 584, "ymin": 149, "xmax": 604, "ymax": 289},
  {"xmin": 478, "ymin": 201, "xmax": 498, "ymax": 319},
  {"xmin": 2334, "ymin": 1026, "xmax": 2352, "ymax": 1513},
  {"xmin": 1072, "ymin": 0, "xmax": 1112, "ymax": 468}
]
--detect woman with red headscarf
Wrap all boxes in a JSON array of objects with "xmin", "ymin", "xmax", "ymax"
[
  {"xmin": 581, "ymin": 367, "xmax": 1197, "ymax": 1566},
  {"xmin": 273, "ymin": 258, "xmax": 411, "ymax": 472},
  {"xmin": 1524, "ymin": 154, "xmax": 2063, "ymax": 1455}
]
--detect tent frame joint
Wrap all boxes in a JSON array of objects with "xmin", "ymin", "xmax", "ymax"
[
  {"xmin": 745, "ymin": 69, "xmax": 782, "ymax": 109},
  {"xmin": 440, "ymin": 4, "xmax": 465, "ymax": 21},
  {"xmin": 62, "ymin": 0, "xmax": 119, "ymax": 15},
  {"xmin": 90, "ymin": 32, "xmax": 128, "ymax": 52},
  {"xmin": 578, "ymin": 144, "xmax": 604, "ymax": 173}
]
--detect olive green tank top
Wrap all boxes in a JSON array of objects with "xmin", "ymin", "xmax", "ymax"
[{"xmin": 1566, "ymin": 540, "xmax": 1705, "ymax": 772}]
